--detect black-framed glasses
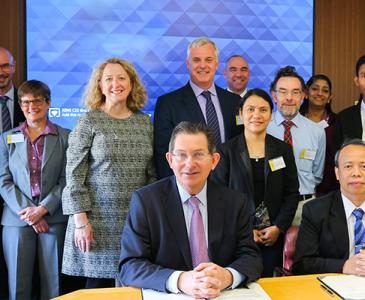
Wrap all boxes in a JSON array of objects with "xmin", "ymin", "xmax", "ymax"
[
  {"xmin": 0, "ymin": 63, "xmax": 13, "ymax": 71},
  {"xmin": 19, "ymin": 98, "xmax": 46, "ymax": 107}
]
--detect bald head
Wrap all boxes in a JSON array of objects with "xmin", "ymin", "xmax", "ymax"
[{"xmin": 0, "ymin": 47, "xmax": 16, "ymax": 95}]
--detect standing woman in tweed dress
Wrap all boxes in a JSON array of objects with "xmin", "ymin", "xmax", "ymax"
[{"xmin": 62, "ymin": 58, "xmax": 155, "ymax": 288}]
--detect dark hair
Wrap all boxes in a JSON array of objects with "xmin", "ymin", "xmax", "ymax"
[
  {"xmin": 168, "ymin": 122, "xmax": 216, "ymax": 154},
  {"xmin": 18, "ymin": 80, "xmax": 51, "ymax": 103},
  {"xmin": 239, "ymin": 88, "xmax": 273, "ymax": 112},
  {"xmin": 270, "ymin": 65, "xmax": 306, "ymax": 92},
  {"xmin": 300, "ymin": 74, "xmax": 334, "ymax": 115},
  {"xmin": 355, "ymin": 54, "xmax": 365, "ymax": 76},
  {"xmin": 334, "ymin": 139, "xmax": 365, "ymax": 167}
]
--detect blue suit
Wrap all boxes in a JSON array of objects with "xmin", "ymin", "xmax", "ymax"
[
  {"xmin": 0, "ymin": 124, "xmax": 69, "ymax": 300},
  {"xmin": 119, "ymin": 177, "xmax": 262, "ymax": 292}
]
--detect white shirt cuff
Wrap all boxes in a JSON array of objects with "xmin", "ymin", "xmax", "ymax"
[
  {"xmin": 165, "ymin": 270, "xmax": 183, "ymax": 293},
  {"xmin": 226, "ymin": 267, "xmax": 244, "ymax": 289}
]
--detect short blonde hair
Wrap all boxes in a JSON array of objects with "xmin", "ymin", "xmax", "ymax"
[{"xmin": 84, "ymin": 58, "xmax": 147, "ymax": 111}]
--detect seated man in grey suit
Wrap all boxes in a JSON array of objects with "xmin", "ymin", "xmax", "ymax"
[
  {"xmin": 119, "ymin": 122, "xmax": 262, "ymax": 299},
  {"xmin": 293, "ymin": 139, "xmax": 365, "ymax": 275}
]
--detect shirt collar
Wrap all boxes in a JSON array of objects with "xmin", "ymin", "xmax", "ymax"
[
  {"xmin": 361, "ymin": 100, "xmax": 365, "ymax": 112},
  {"xmin": 176, "ymin": 178, "xmax": 207, "ymax": 207},
  {"xmin": 189, "ymin": 80, "xmax": 217, "ymax": 97},
  {"xmin": 227, "ymin": 88, "xmax": 247, "ymax": 98},
  {"xmin": 3, "ymin": 86, "xmax": 14, "ymax": 102},
  {"xmin": 341, "ymin": 193, "xmax": 365, "ymax": 220},
  {"xmin": 273, "ymin": 110, "xmax": 300, "ymax": 127},
  {"xmin": 17, "ymin": 120, "xmax": 58, "ymax": 137}
]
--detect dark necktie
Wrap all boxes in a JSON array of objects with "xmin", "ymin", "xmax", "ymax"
[
  {"xmin": 201, "ymin": 91, "xmax": 221, "ymax": 145},
  {"xmin": 352, "ymin": 208, "xmax": 365, "ymax": 254},
  {"xmin": 283, "ymin": 120, "xmax": 294, "ymax": 147},
  {"xmin": 188, "ymin": 196, "xmax": 208, "ymax": 268},
  {"xmin": 0, "ymin": 96, "xmax": 12, "ymax": 132}
]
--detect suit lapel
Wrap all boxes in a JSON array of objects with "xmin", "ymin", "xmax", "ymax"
[
  {"xmin": 264, "ymin": 135, "xmax": 277, "ymax": 190},
  {"xmin": 354, "ymin": 102, "xmax": 363, "ymax": 138},
  {"xmin": 163, "ymin": 177, "xmax": 192, "ymax": 268},
  {"xmin": 328, "ymin": 191, "xmax": 349, "ymax": 257},
  {"xmin": 237, "ymin": 135, "xmax": 254, "ymax": 197},
  {"xmin": 183, "ymin": 83, "xmax": 206, "ymax": 122},
  {"xmin": 42, "ymin": 134, "xmax": 58, "ymax": 170},
  {"xmin": 15, "ymin": 136, "xmax": 29, "ymax": 168},
  {"xmin": 207, "ymin": 181, "xmax": 225, "ymax": 262}
]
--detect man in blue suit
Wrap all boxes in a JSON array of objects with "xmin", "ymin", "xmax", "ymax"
[
  {"xmin": 154, "ymin": 37, "xmax": 242, "ymax": 179},
  {"xmin": 119, "ymin": 122, "xmax": 262, "ymax": 299}
]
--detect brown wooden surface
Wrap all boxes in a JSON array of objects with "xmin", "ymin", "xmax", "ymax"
[{"xmin": 258, "ymin": 273, "xmax": 342, "ymax": 300}]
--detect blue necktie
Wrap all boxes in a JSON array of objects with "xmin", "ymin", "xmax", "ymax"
[
  {"xmin": 352, "ymin": 208, "xmax": 365, "ymax": 254},
  {"xmin": 201, "ymin": 91, "xmax": 221, "ymax": 145},
  {"xmin": 0, "ymin": 96, "xmax": 12, "ymax": 132}
]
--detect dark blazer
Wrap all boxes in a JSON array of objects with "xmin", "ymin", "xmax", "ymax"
[
  {"xmin": 292, "ymin": 191, "xmax": 349, "ymax": 275},
  {"xmin": 211, "ymin": 134, "xmax": 300, "ymax": 232},
  {"xmin": 118, "ymin": 177, "xmax": 262, "ymax": 292},
  {"xmin": 153, "ymin": 83, "xmax": 242, "ymax": 179},
  {"xmin": 12, "ymin": 88, "xmax": 25, "ymax": 128},
  {"xmin": 333, "ymin": 101, "xmax": 362, "ymax": 154}
]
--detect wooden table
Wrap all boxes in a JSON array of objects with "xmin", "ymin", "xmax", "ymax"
[
  {"xmin": 54, "ymin": 274, "xmax": 342, "ymax": 299},
  {"xmin": 258, "ymin": 274, "xmax": 342, "ymax": 300}
]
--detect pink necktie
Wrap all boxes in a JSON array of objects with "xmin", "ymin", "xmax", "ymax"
[{"xmin": 188, "ymin": 196, "xmax": 209, "ymax": 268}]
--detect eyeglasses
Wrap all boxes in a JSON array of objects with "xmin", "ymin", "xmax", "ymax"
[
  {"xmin": 0, "ymin": 63, "xmax": 13, "ymax": 71},
  {"xmin": 275, "ymin": 89, "xmax": 302, "ymax": 98},
  {"xmin": 19, "ymin": 98, "xmax": 46, "ymax": 107},
  {"xmin": 172, "ymin": 151, "xmax": 210, "ymax": 162}
]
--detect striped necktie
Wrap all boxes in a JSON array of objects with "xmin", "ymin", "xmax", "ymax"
[
  {"xmin": 201, "ymin": 91, "xmax": 221, "ymax": 145},
  {"xmin": 0, "ymin": 96, "xmax": 12, "ymax": 132},
  {"xmin": 353, "ymin": 208, "xmax": 365, "ymax": 254}
]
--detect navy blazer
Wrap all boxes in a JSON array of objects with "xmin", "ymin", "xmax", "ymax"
[
  {"xmin": 211, "ymin": 134, "xmax": 300, "ymax": 232},
  {"xmin": 0, "ymin": 124, "xmax": 70, "ymax": 226},
  {"xmin": 153, "ymin": 83, "xmax": 242, "ymax": 179},
  {"xmin": 292, "ymin": 190, "xmax": 349, "ymax": 274},
  {"xmin": 333, "ymin": 101, "xmax": 362, "ymax": 154},
  {"xmin": 119, "ymin": 177, "xmax": 262, "ymax": 292}
]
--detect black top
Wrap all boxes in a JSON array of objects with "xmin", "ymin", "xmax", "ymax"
[{"xmin": 250, "ymin": 157, "xmax": 265, "ymax": 208}]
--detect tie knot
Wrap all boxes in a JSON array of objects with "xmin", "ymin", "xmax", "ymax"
[
  {"xmin": 188, "ymin": 196, "xmax": 200, "ymax": 209},
  {"xmin": 0, "ymin": 96, "xmax": 8, "ymax": 104},
  {"xmin": 353, "ymin": 208, "xmax": 364, "ymax": 220},
  {"xmin": 201, "ymin": 91, "xmax": 211, "ymax": 100},
  {"xmin": 283, "ymin": 120, "xmax": 294, "ymax": 130}
]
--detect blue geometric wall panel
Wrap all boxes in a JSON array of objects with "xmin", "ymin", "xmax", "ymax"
[{"xmin": 27, "ymin": 0, "xmax": 313, "ymax": 129}]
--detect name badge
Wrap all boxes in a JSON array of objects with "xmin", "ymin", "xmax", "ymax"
[
  {"xmin": 318, "ymin": 120, "xmax": 329, "ymax": 129},
  {"xmin": 7, "ymin": 133, "xmax": 25, "ymax": 144},
  {"xmin": 236, "ymin": 115, "xmax": 243, "ymax": 125},
  {"xmin": 269, "ymin": 156, "xmax": 286, "ymax": 171},
  {"xmin": 300, "ymin": 149, "xmax": 316, "ymax": 160}
]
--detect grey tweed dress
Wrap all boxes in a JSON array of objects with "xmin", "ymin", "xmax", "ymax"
[{"xmin": 62, "ymin": 109, "xmax": 155, "ymax": 278}]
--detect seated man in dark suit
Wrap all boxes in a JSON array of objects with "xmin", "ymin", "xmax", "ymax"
[
  {"xmin": 293, "ymin": 139, "xmax": 365, "ymax": 275},
  {"xmin": 333, "ymin": 54, "xmax": 365, "ymax": 154},
  {"xmin": 154, "ymin": 37, "xmax": 242, "ymax": 179},
  {"xmin": 119, "ymin": 122, "xmax": 262, "ymax": 299}
]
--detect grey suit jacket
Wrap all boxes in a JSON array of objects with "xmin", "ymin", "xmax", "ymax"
[{"xmin": 0, "ymin": 123, "xmax": 70, "ymax": 226}]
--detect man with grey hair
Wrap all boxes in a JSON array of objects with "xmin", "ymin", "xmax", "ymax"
[
  {"xmin": 154, "ymin": 37, "xmax": 242, "ymax": 179},
  {"xmin": 0, "ymin": 46, "xmax": 25, "ymax": 299},
  {"xmin": 293, "ymin": 139, "xmax": 365, "ymax": 275},
  {"xmin": 223, "ymin": 54, "xmax": 250, "ymax": 98}
]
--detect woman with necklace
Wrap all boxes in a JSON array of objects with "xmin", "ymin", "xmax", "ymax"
[{"xmin": 211, "ymin": 88, "xmax": 299, "ymax": 277}]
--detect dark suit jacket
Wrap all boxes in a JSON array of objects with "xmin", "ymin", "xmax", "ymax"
[
  {"xmin": 153, "ymin": 83, "xmax": 242, "ymax": 179},
  {"xmin": 333, "ymin": 101, "xmax": 362, "ymax": 154},
  {"xmin": 12, "ymin": 88, "xmax": 25, "ymax": 128},
  {"xmin": 211, "ymin": 134, "xmax": 300, "ymax": 232},
  {"xmin": 292, "ymin": 191, "xmax": 349, "ymax": 275},
  {"xmin": 118, "ymin": 177, "xmax": 262, "ymax": 292}
]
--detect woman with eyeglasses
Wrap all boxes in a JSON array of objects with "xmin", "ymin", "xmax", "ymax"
[
  {"xmin": 61, "ymin": 58, "xmax": 155, "ymax": 288},
  {"xmin": 300, "ymin": 74, "xmax": 338, "ymax": 196},
  {"xmin": 211, "ymin": 88, "xmax": 299, "ymax": 277},
  {"xmin": 0, "ymin": 80, "xmax": 70, "ymax": 299}
]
